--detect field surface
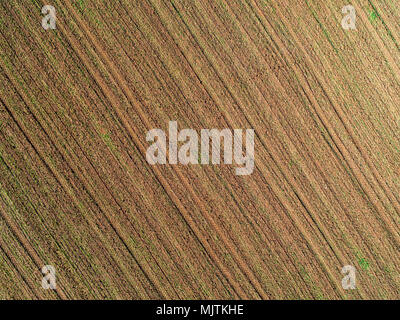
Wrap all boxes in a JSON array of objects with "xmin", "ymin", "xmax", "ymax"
[{"xmin": 0, "ymin": 0, "xmax": 400, "ymax": 299}]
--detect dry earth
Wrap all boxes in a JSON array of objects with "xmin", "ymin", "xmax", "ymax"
[{"xmin": 0, "ymin": 0, "xmax": 400, "ymax": 299}]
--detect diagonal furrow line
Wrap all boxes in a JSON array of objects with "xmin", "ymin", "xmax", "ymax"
[
  {"xmin": 3, "ymin": 2, "xmax": 183, "ymax": 297},
  {"xmin": 251, "ymin": 0, "xmax": 400, "ymax": 251},
  {"xmin": 0, "ymin": 172, "xmax": 67, "ymax": 299},
  {"xmin": 229, "ymin": 0, "xmax": 396, "ymax": 294},
  {"xmin": 0, "ymin": 124, "xmax": 104, "ymax": 298},
  {"xmin": 353, "ymin": 0, "xmax": 400, "ymax": 208},
  {"xmin": 0, "ymin": 61, "xmax": 162, "ymax": 298},
  {"xmin": 103, "ymin": 0, "xmax": 292, "ymax": 298},
  {"xmin": 0, "ymin": 204, "xmax": 41, "ymax": 299},
  {"xmin": 85, "ymin": 2, "xmax": 236, "ymax": 298},
  {"xmin": 0, "ymin": 41, "xmax": 160, "ymax": 296},
  {"xmin": 302, "ymin": 0, "xmax": 400, "ymax": 223},
  {"xmin": 218, "ymin": 0, "xmax": 364, "ymax": 296},
  {"xmin": 164, "ymin": 0, "xmax": 347, "ymax": 298},
  {"xmin": 43, "ymin": 0, "xmax": 249, "ymax": 299},
  {"xmin": 146, "ymin": 0, "xmax": 322, "ymax": 298},
  {"xmin": 0, "ymin": 2, "xmax": 150, "ymax": 299}
]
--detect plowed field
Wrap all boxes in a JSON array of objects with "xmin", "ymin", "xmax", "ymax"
[{"xmin": 0, "ymin": 0, "xmax": 399, "ymax": 299}]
